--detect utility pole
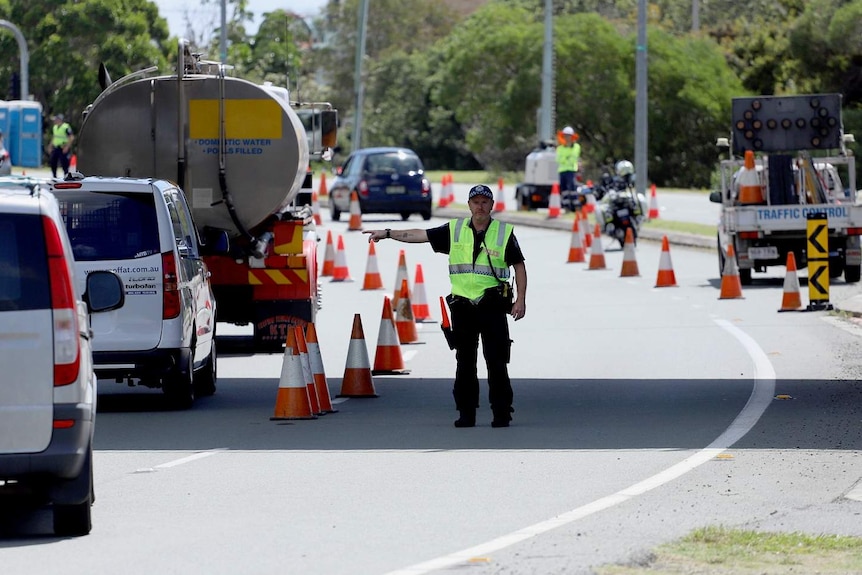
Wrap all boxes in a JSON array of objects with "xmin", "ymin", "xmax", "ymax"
[
  {"xmin": 538, "ymin": 0, "xmax": 553, "ymax": 143},
  {"xmin": 635, "ymin": 0, "xmax": 648, "ymax": 198},
  {"xmin": 353, "ymin": 0, "xmax": 369, "ymax": 151},
  {"xmin": 220, "ymin": 0, "xmax": 227, "ymax": 63}
]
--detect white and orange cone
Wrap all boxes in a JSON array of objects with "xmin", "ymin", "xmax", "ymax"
[
  {"xmin": 395, "ymin": 278, "xmax": 419, "ymax": 344},
  {"xmin": 581, "ymin": 210, "xmax": 592, "ymax": 249},
  {"xmin": 494, "ymin": 177, "xmax": 506, "ymax": 212},
  {"xmin": 330, "ymin": 235, "xmax": 353, "ymax": 282},
  {"xmin": 619, "ymin": 227, "xmax": 640, "ymax": 277},
  {"xmin": 648, "ymin": 184, "xmax": 660, "ymax": 219},
  {"xmin": 271, "ymin": 328, "xmax": 317, "ymax": 420},
  {"xmin": 311, "ymin": 189, "xmax": 322, "ymax": 225},
  {"xmin": 587, "ymin": 223, "xmax": 607, "ymax": 270},
  {"xmin": 446, "ymin": 173, "xmax": 455, "ymax": 205},
  {"xmin": 294, "ymin": 325, "xmax": 321, "ymax": 415},
  {"xmin": 567, "ymin": 216, "xmax": 585, "ymax": 263},
  {"xmin": 412, "ymin": 264, "xmax": 433, "ymax": 322},
  {"xmin": 779, "ymin": 252, "xmax": 803, "ymax": 312},
  {"xmin": 655, "ymin": 235, "xmax": 677, "ymax": 287},
  {"xmin": 362, "ymin": 241, "xmax": 384, "ymax": 290},
  {"xmin": 719, "ymin": 244, "xmax": 744, "ymax": 299},
  {"xmin": 372, "ymin": 296, "xmax": 409, "ymax": 375},
  {"xmin": 392, "ymin": 249, "xmax": 410, "ymax": 308},
  {"xmin": 305, "ymin": 322, "xmax": 336, "ymax": 413},
  {"xmin": 317, "ymin": 171, "xmax": 328, "ymax": 197},
  {"xmin": 438, "ymin": 174, "xmax": 450, "ymax": 208},
  {"xmin": 347, "ymin": 190, "xmax": 363, "ymax": 231},
  {"xmin": 338, "ymin": 314, "xmax": 378, "ymax": 398},
  {"xmin": 548, "ymin": 182, "xmax": 561, "ymax": 218},
  {"xmin": 321, "ymin": 230, "xmax": 335, "ymax": 277}
]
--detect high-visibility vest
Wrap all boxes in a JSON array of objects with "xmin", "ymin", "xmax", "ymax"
[
  {"xmin": 556, "ymin": 142, "xmax": 581, "ymax": 172},
  {"xmin": 448, "ymin": 218, "xmax": 512, "ymax": 302},
  {"xmin": 52, "ymin": 123, "xmax": 72, "ymax": 147}
]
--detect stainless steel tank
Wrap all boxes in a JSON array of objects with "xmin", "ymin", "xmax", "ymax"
[{"xmin": 77, "ymin": 74, "xmax": 309, "ymax": 237}]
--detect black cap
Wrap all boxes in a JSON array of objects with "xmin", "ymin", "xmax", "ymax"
[{"xmin": 468, "ymin": 184, "xmax": 494, "ymax": 200}]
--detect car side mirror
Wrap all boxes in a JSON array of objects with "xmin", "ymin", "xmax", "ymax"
[{"xmin": 85, "ymin": 271, "xmax": 125, "ymax": 313}]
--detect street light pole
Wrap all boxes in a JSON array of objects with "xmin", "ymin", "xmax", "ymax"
[
  {"xmin": 0, "ymin": 20, "xmax": 29, "ymax": 100},
  {"xmin": 353, "ymin": 0, "xmax": 369, "ymax": 152},
  {"xmin": 634, "ymin": 0, "xmax": 648, "ymax": 198}
]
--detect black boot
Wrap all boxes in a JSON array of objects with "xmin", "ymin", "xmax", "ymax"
[
  {"xmin": 454, "ymin": 410, "xmax": 476, "ymax": 428},
  {"xmin": 492, "ymin": 407, "xmax": 513, "ymax": 428}
]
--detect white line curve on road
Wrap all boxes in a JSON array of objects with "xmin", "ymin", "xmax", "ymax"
[{"xmin": 382, "ymin": 318, "xmax": 776, "ymax": 575}]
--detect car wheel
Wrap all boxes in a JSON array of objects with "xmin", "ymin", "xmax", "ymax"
[
  {"xmin": 53, "ymin": 446, "xmax": 93, "ymax": 537},
  {"xmin": 164, "ymin": 352, "xmax": 194, "ymax": 410},
  {"xmin": 194, "ymin": 340, "xmax": 217, "ymax": 397},
  {"xmin": 420, "ymin": 208, "xmax": 432, "ymax": 221},
  {"xmin": 400, "ymin": 212, "xmax": 411, "ymax": 221}
]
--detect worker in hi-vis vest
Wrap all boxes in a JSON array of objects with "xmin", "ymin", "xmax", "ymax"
[
  {"xmin": 556, "ymin": 125, "xmax": 581, "ymax": 197},
  {"xmin": 49, "ymin": 113, "xmax": 74, "ymax": 178}
]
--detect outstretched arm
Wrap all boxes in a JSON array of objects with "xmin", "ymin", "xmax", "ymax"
[{"xmin": 363, "ymin": 229, "xmax": 429, "ymax": 243}]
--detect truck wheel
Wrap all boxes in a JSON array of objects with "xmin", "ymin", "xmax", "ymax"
[
  {"xmin": 53, "ymin": 446, "xmax": 93, "ymax": 537},
  {"xmin": 739, "ymin": 268, "xmax": 752, "ymax": 285},
  {"xmin": 845, "ymin": 264, "xmax": 861, "ymax": 283}
]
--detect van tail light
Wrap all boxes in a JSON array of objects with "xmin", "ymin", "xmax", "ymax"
[
  {"xmin": 358, "ymin": 180, "xmax": 369, "ymax": 198},
  {"xmin": 43, "ymin": 216, "xmax": 80, "ymax": 386},
  {"xmin": 421, "ymin": 178, "xmax": 431, "ymax": 197},
  {"xmin": 162, "ymin": 251, "xmax": 181, "ymax": 319}
]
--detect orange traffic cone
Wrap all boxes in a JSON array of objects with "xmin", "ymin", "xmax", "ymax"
[
  {"xmin": 372, "ymin": 296, "xmax": 409, "ymax": 375},
  {"xmin": 581, "ymin": 210, "xmax": 592, "ymax": 249},
  {"xmin": 321, "ymin": 230, "xmax": 335, "ymax": 277},
  {"xmin": 362, "ymin": 241, "xmax": 384, "ymax": 290},
  {"xmin": 305, "ymin": 322, "xmax": 336, "ymax": 413},
  {"xmin": 395, "ymin": 279, "xmax": 419, "ymax": 344},
  {"xmin": 738, "ymin": 150, "xmax": 765, "ymax": 205},
  {"xmin": 412, "ymin": 264, "xmax": 433, "ymax": 322},
  {"xmin": 567, "ymin": 216, "xmax": 585, "ymax": 263},
  {"xmin": 347, "ymin": 191, "xmax": 363, "ymax": 231},
  {"xmin": 548, "ymin": 183, "xmax": 561, "ymax": 218},
  {"xmin": 318, "ymin": 171, "xmax": 328, "ymax": 197},
  {"xmin": 330, "ymin": 235, "xmax": 353, "ymax": 282},
  {"xmin": 392, "ymin": 249, "xmax": 410, "ymax": 308},
  {"xmin": 655, "ymin": 235, "xmax": 677, "ymax": 287},
  {"xmin": 446, "ymin": 173, "xmax": 455, "ymax": 205},
  {"xmin": 779, "ymin": 252, "xmax": 803, "ymax": 312},
  {"xmin": 69, "ymin": 154, "xmax": 77, "ymax": 172},
  {"xmin": 587, "ymin": 223, "xmax": 607, "ymax": 270},
  {"xmin": 719, "ymin": 244, "xmax": 744, "ymax": 299},
  {"xmin": 619, "ymin": 228, "xmax": 640, "ymax": 277},
  {"xmin": 493, "ymin": 177, "xmax": 506, "ymax": 212},
  {"xmin": 338, "ymin": 314, "xmax": 378, "ymax": 398},
  {"xmin": 271, "ymin": 328, "xmax": 317, "ymax": 420},
  {"xmin": 583, "ymin": 188, "xmax": 596, "ymax": 214},
  {"xmin": 648, "ymin": 184, "xmax": 660, "ymax": 219},
  {"xmin": 311, "ymin": 189, "xmax": 322, "ymax": 225},
  {"xmin": 438, "ymin": 174, "xmax": 450, "ymax": 208},
  {"xmin": 294, "ymin": 325, "xmax": 321, "ymax": 415}
]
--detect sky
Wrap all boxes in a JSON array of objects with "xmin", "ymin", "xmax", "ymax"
[{"xmin": 153, "ymin": 0, "xmax": 329, "ymax": 39}]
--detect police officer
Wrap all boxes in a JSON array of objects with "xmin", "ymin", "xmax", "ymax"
[
  {"xmin": 557, "ymin": 125, "xmax": 581, "ymax": 199},
  {"xmin": 364, "ymin": 184, "xmax": 527, "ymax": 428},
  {"xmin": 49, "ymin": 113, "xmax": 74, "ymax": 178}
]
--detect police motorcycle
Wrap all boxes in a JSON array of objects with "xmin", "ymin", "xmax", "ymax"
[{"xmin": 594, "ymin": 160, "xmax": 648, "ymax": 248}]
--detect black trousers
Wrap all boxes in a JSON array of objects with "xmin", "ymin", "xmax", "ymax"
[
  {"xmin": 449, "ymin": 296, "xmax": 513, "ymax": 415},
  {"xmin": 50, "ymin": 147, "xmax": 70, "ymax": 176}
]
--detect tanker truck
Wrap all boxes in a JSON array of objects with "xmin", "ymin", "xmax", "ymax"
[{"xmin": 76, "ymin": 40, "xmax": 337, "ymax": 351}]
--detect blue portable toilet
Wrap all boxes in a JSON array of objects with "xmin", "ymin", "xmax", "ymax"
[
  {"xmin": 0, "ymin": 101, "xmax": 10, "ymax": 148},
  {"xmin": 8, "ymin": 100, "xmax": 42, "ymax": 168}
]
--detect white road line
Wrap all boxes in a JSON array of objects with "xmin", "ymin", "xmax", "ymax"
[
  {"xmin": 382, "ymin": 319, "xmax": 776, "ymax": 575},
  {"xmin": 154, "ymin": 448, "xmax": 226, "ymax": 469},
  {"xmin": 846, "ymin": 480, "xmax": 862, "ymax": 502}
]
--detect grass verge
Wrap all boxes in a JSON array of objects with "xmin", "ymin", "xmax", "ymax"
[{"xmin": 641, "ymin": 219, "xmax": 715, "ymax": 238}]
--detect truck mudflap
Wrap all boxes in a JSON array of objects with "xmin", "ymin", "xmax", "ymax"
[{"xmin": 846, "ymin": 235, "xmax": 862, "ymax": 266}]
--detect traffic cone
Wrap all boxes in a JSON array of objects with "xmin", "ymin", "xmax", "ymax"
[
  {"xmin": 347, "ymin": 191, "xmax": 363, "ymax": 231},
  {"xmin": 271, "ymin": 328, "xmax": 317, "ymax": 420},
  {"xmin": 581, "ymin": 210, "xmax": 592, "ymax": 249},
  {"xmin": 305, "ymin": 322, "xmax": 336, "ymax": 413},
  {"xmin": 318, "ymin": 171, "xmax": 328, "ymax": 197},
  {"xmin": 311, "ymin": 189, "xmax": 322, "ymax": 225},
  {"xmin": 412, "ymin": 264, "xmax": 433, "ymax": 322},
  {"xmin": 338, "ymin": 314, "xmax": 378, "ymax": 397},
  {"xmin": 779, "ymin": 252, "xmax": 803, "ymax": 312},
  {"xmin": 619, "ymin": 227, "xmax": 640, "ymax": 277},
  {"xmin": 395, "ymin": 279, "xmax": 419, "ymax": 344},
  {"xmin": 321, "ymin": 230, "xmax": 335, "ymax": 277},
  {"xmin": 392, "ymin": 249, "xmax": 410, "ymax": 308},
  {"xmin": 493, "ymin": 177, "xmax": 506, "ymax": 212},
  {"xmin": 362, "ymin": 241, "xmax": 384, "ymax": 290},
  {"xmin": 69, "ymin": 154, "xmax": 77, "ymax": 172},
  {"xmin": 738, "ymin": 150, "xmax": 765, "ymax": 205},
  {"xmin": 372, "ymin": 296, "xmax": 409, "ymax": 375},
  {"xmin": 330, "ymin": 235, "xmax": 353, "ymax": 282},
  {"xmin": 548, "ymin": 183, "xmax": 561, "ymax": 218},
  {"xmin": 294, "ymin": 325, "xmax": 321, "ymax": 415},
  {"xmin": 567, "ymin": 216, "xmax": 586, "ymax": 263},
  {"xmin": 648, "ymin": 184, "xmax": 660, "ymax": 219},
  {"xmin": 446, "ymin": 173, "xmax": 455, "ymax": 205},
  {"xmin": 583, "ymin": 189, "xmax": 596, "ymax": 214},
  {"xmin": 655, "ymin": 235, "xmax": 678, "ymax": 287},
  {"xmin": 438, "ymin": 174, "xmax": 450, "ymax": 208},
  {"xmin": 719, "ymin": 244, "xmax": 744, "ymax": 299},
  {"xmin": 587, "ymin": 223, "xmax": 607, "ymax": 270}
]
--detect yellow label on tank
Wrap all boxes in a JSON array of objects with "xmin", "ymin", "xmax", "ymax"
[{"xmin": 189, "ymin": 99, "xmax": 282, "ymax": 139}]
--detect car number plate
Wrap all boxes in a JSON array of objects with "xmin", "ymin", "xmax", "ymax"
[
  {"xmin": 616, "ymin": 208, "xmax": 630, "ymax": 216},
  {"xmin": 386, "ymin": 185, "xmax": 406, "ymax": 194},
  {"xmin": 748, "ymin": 246, "xmax": 779, "ymax": 259}
]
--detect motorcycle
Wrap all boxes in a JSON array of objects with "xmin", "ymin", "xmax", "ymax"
[{"xmin": 593, "ymin": 160, "xmax": 648, "ymax": 248}]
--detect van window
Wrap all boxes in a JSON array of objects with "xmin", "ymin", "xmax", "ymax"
[
  {"xmin": 164, "ymin": 189, "xmax": 198, "ymax": 256},
  {"xmin": 0, "ymin": 214, "xmax": 50, "ymax": 312},
  {"xmin": 58, "ymin": 192, "xmax": 160, "ymax": 261}
]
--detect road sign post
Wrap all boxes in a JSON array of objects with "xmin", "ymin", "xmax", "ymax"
[{"xmin": 806, "ymin": 212, "xmax": 833, "ymax": 311}]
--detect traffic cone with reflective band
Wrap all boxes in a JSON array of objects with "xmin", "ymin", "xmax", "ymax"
[
  {"xmin": 446, "ymin": 173, "xmax": 455, "ymax": 205},
  {"xmin": 311, "ymin": 189, "xmax": 322, "ymax": 225},
  {"xmin": 583, "ymin": 188, "xmax": 596, "ymax": 214},
  {"xmin": 330, "ymin": 235, "xmax": 353, "ymax": 282},
  {"xmin": 69, "ymin": 154, "xmax": 77, "ymax": 172},
  {"xmin": 294, "ymin": 325, "xmax": 321, "ymax": 415},
  {"xmin": 648, "ymin": 184, "xmax": 660, "ymax": 219},
  {"xmin": 719, "ymin": 244, "xmax": 744, "ymax": 299},
  {"xmin": 362, "ymin": 241, "xmax": 384, "ymax": 290},
  {"xmin": 395, "ymin": 279, "xmax": 419, "ymax": 344},
  {"xmin": 493, "ymin": 177, "xmax": 506, "ymax": 212},
  {"xmin": 392, "ymin": 249, "xmax": 410, "ymax": 308},
  {"xmin": 567, "ymin": 216, "xmax": 585, "ymax": 263},
  {"xmin": 372, "ymin": 296, "xmax": 409, "ymax": 375},
  {"xmin": 305, "ymin": 322, "xmax": 336, "ymax": 413},
  {"xmin": 581, "ymin": 210, "xmax": 592, "ymax": 249},
  {"xmin": 321, "ymin": 230, "xmax": 335, "ymax": 276},
  {"xmin": 347, "ymin": 191, "xmax": 363, "ymax": 231},
  {"xmin": 738, "ymin": 150, "xmax": 765, "ymax": 205},
  {"xmin": 338, "ymin": 314, "xmax": 378, "ymax": 397},
  {"xmin": 412, "ymin": 264, "xmax": 433, "ymax": 322},
  {"xmin": 271, "ymin": 328, "xmax": 317, "ymax": 420},
  {"xmin": 619, "ymin": 227, "xmax": 640, "ymax": 277},
  {"xmin": 655, "ymin": 235, "xmax": 677, "ymax": 287},
  {"xmin": 587, "ymin": 223, "xmax": 607, "ymax": 270},
  {"xmin": 437, "ymin": 174, "xmax": 450, "ymax": 208},
  {"xmin": 779, "ymin": 252, "xmax": 803, "ymax": 312},
  {"xmin": 548, "ymin": 183, "xmax": 561, "ymax": 218},
  {"xmin": 318, "ymin": 171, "xmax": 328, "ymax": 197}
]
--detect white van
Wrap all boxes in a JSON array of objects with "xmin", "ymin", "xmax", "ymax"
[
  {"xmin": 0, "ymin": 180, "xmax": 124, "ymax": 536},
  {"xmin": 49, "ymin": 176, "xmax": 218, "ymax": 409}
]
